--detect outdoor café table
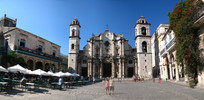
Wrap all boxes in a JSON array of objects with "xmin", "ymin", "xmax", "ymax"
[
  {"xmin": 3, "ymin": 78, "xmax": 10, "ymax": 80},
  {"xmin": 26, "ymin": 83, "xmax": 35, "ymax": 86},
  {"xmin": 51, "ymin": 82, "xmax": 63, "ymax": 89},
  {"xmin": 26, "ymin": 83, "xmax": 35, "ymax": 91},
  {"xmin": 0, "ymin": 82, "xmax": 8, "ymax": 85},
  {"xmin": 63, "ymin": 82, "xmax": 72, "ymax": 88},
  {"xmin": 51, "ymin": 82, "xmax": 58, "ymax": 89},
  {"xmin": 0, "ymin": 82, "xmax": 8, "ymax": 91},
  {"xmin": 77, "ymin": 81, "xmax": 83, "ymax": 86},
  {"xmin": 12, "ymin": 80, "xmax": 20, "ymax": 87}
]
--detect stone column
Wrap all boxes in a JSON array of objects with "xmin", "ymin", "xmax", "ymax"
[
  {"xmin": 122, "ymin": 59, "xmax": 125, "ymax": 78},
  {"xmin": 100, "ymin": 60, "xmax": 103, "ymax": 78},
  {"xmin": 100, "ymin": 41, "xmax": 103, "ymax": 57},
  {"xmin": 93, "ymin": 41, "xmax": 95, "ymax": 57},
  {"xmin": 173, "ymin": 52, "xmax": 180, "ymax": 81},
  {"xmin": 33, "ymin": 60, "xmax": 36, "ymax": 70},
  {"xmin": 164, "ymin": 57, "xmax": 168, "ymax": 79},
  {"xmin": 135, "ymin": 59, "xmax": 138, "ymax": 75},
  {"xmin": 122, "ymin": 40, "xmax": 124, "ymax": 56},
  {"xmin": 169, "ymin": 63, "xmax": 173, "ymax": 80},
  {"xmin": 120, "ymin": 40, "xmax": 122, "ymax": 56},
  {"xmin": 119, "ymin": 59, "xmax": 122, "ymax": 78},
  {"xmin": 112, "ymin": 40, "xmax": 115, "ymax": 56},
  {"xmin": 42, "ymin": 62, "xmax": 45, "ymax": 70},
  {"xmin": 112, "ymin": 61, "xmax": 115, "ymax": 78},
  {"xmin": 88, "ymin": 61, "xmax": 90, "ymax": 77},
  {"xmin": 184, "ymin": 64, "xmax": 189, "ymax": 82},
  {"xmin": 93, "ymin": 61, "xmax": 95, "ymax": 77},
  {"xmin": 175, "ymin": 63, "xmax": 180, "ymax": 81}
]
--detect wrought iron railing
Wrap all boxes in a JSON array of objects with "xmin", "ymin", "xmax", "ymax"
[
  {"xmin": 160, "ymin": 38, "xmax": 175, "ymax": 56},
  {"xmin": 15, "ymin": 45, "xmax": 61, "ymax": 61},
  {"xmin": 193, "ymin": 6, "xmax": 204, "ymax": 21},
  {"xmin": 166, "ymin": 38, "xmax": 174, "ymax": 50},
  {"xmin": 160, "ymin": 48, "xmax": 165, "ymax": 56}
]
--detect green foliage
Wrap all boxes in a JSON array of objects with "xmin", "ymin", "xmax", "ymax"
[
  {"xmin": 0, "ymin": 51, "xmax": 27, "ymax": 68},
  {"xmin": 59, "ymin": 53, "xmax": 68, "ymax": 72},
  {"xmin": 189, "ymin": 80, "xmax": 197, "ymax": 88},
  {"xmin": 168, "ymin": 0, "xmax": 204, "ymax": 86}
]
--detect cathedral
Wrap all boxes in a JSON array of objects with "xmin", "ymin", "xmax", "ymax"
[{"xmin": 68, "ymin": 16, "xmax": 152, "ymax": 79}]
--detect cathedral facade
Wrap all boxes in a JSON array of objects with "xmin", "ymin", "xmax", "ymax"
[{"xmin": 68, "ymin": 16, "xmax": 152, "ymax": 79}]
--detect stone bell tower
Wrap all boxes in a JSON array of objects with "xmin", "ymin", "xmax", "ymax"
[
  {"xmin": 68, "ymin": 18, "xmax": 81, "ymax": 73},
  {"xmin": 134, "ymin": 16, "xmax": 152, "ymax": 79}
]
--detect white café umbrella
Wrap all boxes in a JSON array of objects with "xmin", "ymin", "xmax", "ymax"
[
  {"xmin": 33, "ymin": 69, "xmax": 48, "ymax": 76},
  {"xmin": 47, "ymin": 71, "xmax": 54, "ymax": 76},
  {"xmin": 64, "ymin": 72, "xmax": 73, "ymax": 77},
  {"xmin": 72, "ymin": 73, "xmax": 80, "ymax": 77},
  {"xmin": 24, "ymin": 69, "xmax": 35, "ymax": 75},
  {"xmin": 8, "ymin": 64, "xmax": 26, "ymax": 73},
  {"xmin": 53, "ymin": 71, "xmax": 65, "ymax": 77},
  {"xmin": 0, "ymin": 66, "xmax": 8, "ymax": 73}
]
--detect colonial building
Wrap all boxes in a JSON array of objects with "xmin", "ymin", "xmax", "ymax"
[
  {"xmin": 68, "ymin": 16, "xmax": 152, "ymax": 79},
  {"xmin": 153, "ymin": 5, "xmax": 204, "ymax": 87},
  {"xmin": 0, "ymin": 14, "xmax": 61, "ymax": 72},
  {"xmin": 194, "ymin": 6, "xmax": 204, "ymax": 86},
  {"xmin": 152, "ymin": 24, "xmax": 190, "ymax": 82},
  {"xmin": 156, "ymin": 25, "xmax": 182, "ymax": 81},
  {"xmin": 151, "ymin": 24, "xmax": 169, "ymax": 78}
]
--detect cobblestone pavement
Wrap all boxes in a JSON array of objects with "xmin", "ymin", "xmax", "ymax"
[{"xmin": 0, "ymin": 80, "xmax": 204, "ymax": 100}]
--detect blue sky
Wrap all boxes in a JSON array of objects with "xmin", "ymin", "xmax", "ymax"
[{"xmin": 0, "ymin": 0, "xmax": 179, "ymax": 55}]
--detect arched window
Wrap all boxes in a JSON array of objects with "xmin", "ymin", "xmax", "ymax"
[
  {"xmin": 142, "ymin": 41, "xmax": 147, "ymax": 53},
  {"xmin": 20, "ymin": 39, "xmax": 26, "ymax": 48},
  {"xmin": 141, "ymin": 27, "xmax": 146, "ymax": 35},
  {"xmin": 38, "ymin": 45, "xmax": 43, "ymax": 53},
  {"xmin": 72, "ymin": 29, "xmax": 75, "ymax": 36},
  {"xmin": 53, "ymin": 50, "xmax": 56, "ymax": 57},
  {"xmin": 71, "ymin": 44, "xmax": 74, "ymax": 49}
]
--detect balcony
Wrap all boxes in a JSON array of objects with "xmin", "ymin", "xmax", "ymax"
[
  {"xmin": 15, "ymin": 46, "xmax": 61, "ymax": 62},
  {"xmin": 193, "ymin": 6, "xmax": 204, "ymax": 28},
  {"xmin": 160, "ymin": 38, "xmax": 175, "ymax": 57}
]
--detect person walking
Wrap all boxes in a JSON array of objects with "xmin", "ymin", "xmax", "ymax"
[
  {"xmin": 93, "ymin": 77, "xmax": 95, "ymax": 84},
  {"xmin": 109, "ymin": 77, "xmax": 114, "ymax": 95},
  {"xmin": 159, "ymin": 77, "xmax": 161, "ymax": 84},
  {"xmin": 132, "ymin": 75, "xmax": 136, "ymax": 82},
  {"xmin": 105, "ymin": 78, "xmax": 109, "ymax": 95}
]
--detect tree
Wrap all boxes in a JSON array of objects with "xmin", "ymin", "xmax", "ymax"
[
  {"xmin": 168, "ymin": 0, "xmax": 204, "ymax": 87},
  {"xmin": 0, "ymin": 51, "xmax": 27, "ymax": 68}
]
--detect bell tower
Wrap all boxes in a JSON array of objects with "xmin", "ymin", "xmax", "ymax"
[
  {"xmin": 68, "ymin": 18, "xmax": 81, "ymax": 73},
  {"xmin": 135, "ymin": 16, "xmax": 152, "ymax": 79}
]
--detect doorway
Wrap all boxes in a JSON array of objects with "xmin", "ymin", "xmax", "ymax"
[
  {"xmin": 128, "ymin": 67, "xmax": 134, "ymax": 77},
  {"xmin": 82, "ymin": 67, "xmax": 87, "ymax": 77},
  {"xmin": 103, "ymin": 63, "xmax": 111, "ymax": 77}
]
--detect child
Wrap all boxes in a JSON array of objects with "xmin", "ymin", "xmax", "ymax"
[{"xmin": 105, "ymin": 78, "xmax": 109, "ymax": 95}]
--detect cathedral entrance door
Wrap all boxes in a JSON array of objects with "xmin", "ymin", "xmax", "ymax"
[
  {"xmin": 82, "ymin": 67, "xmax": 87, "ymax": 77},
  {"xmin": 103, "ymin": 63, "xmax": 112, "ymax": 78},
  {"xmin": 128, "ymin": 67, "xmax": 134, "ymax": 77}
]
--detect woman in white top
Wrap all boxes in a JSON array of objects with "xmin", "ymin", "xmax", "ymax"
[{"xmin": 109, "ymin": 77, "xmax": 114, "ymax": 95}]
